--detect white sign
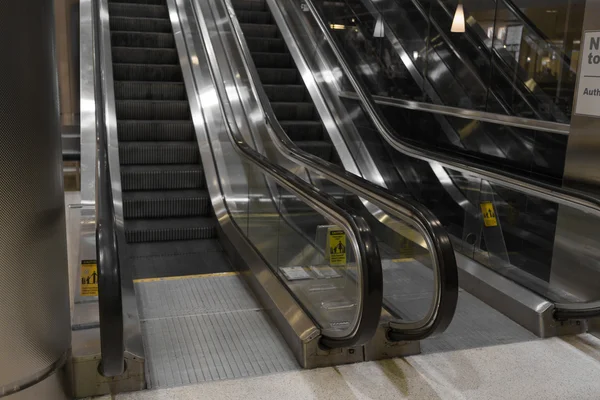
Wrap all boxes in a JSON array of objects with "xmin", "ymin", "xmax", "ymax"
[{"xmin": 575, "ymin": 30, "xmax": 600, "ymax": 118}]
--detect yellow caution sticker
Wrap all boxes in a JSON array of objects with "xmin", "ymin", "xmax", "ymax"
[
  {"xmin": 480, "ymin": 202, "xmax": 498, "ymax": 227},
  {"xmin": 328, "ymin": 228, "xmax": 347, "ymax": 266},
  {"xmin": 80, "ymin": 260, "xmax": 99, "ymax": 297}
]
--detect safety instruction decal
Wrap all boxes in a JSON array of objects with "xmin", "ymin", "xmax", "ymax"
[
  {"xmin": 328, "ymin": 228, "xmax": 347, "ymax": 266},
  {"xmin": 480, "ymin": 202, "xmax": 498, "ymax": 227},
  {"xmin": 80, "ymin": 260, "xmax": 99, "ymax": 297}
]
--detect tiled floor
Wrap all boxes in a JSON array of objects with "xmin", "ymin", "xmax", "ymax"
[{"xmin": 91, "ymin": 334, "xmax": 600, "ymax": 400}]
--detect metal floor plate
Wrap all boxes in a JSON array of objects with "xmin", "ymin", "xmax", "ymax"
[
  {"xmin": 381, "ymin": 258, "xmax": 539, "ymax": 353},
  {"xmin": 135, "ymin": 274, "xmax": 300, "ymax": 388}
]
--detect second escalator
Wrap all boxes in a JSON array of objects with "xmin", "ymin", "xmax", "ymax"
[{"xmin": 232, "ymin": 0, "xmax": 341, "ymax": 165}]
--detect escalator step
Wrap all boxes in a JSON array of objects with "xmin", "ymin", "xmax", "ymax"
[
  {"xmin": 233, "ymin": 10, "xmax": 272, "ymax": 24},
  {"xmin": 123, "ymin": 190, "xmax": 211, "ymax": 218},
  {"xmin": 115, "ymin": 82, "xmax": 186, "ymax": 101},
  {"xmin": 271, "ymin": 102, "xmax": 315, "ymax": 120},
  {"xmin": 111, "ymin": 31, "xmax": 174, "ymax": 48},
  {"xmin": 279, "ymin": 121, "xmax": 324, "ymax": 141},
  {"xmin": 296, "ymin": 141, "xmax": 333, "ymax": 161},
  {"xmin": 109, "ymin": 0, "xmax": 166, "ymax": 5},
  {"xmin": 113, "ymin": 47, "xmax": 179, "ymax": 65},
  {"xmin": 240, "ymin": 23, "xmax": 277, "ymax": 38},
  {"xmin": 108, "ymin": 3, "xmax": 169, "ymax": 19},
  {"xmin": 119, "ymin": 142, "xmax": 200, "ymax": 165},
  {"xmin": 121, "ymin": 165, "xmax": 205, "ymax": 191},
  {"xmin": 246, "ymin": 37, "xmax": 285, "ymax": 53},
  {"xmin": 110, "ymin": 16, "xmax": 172, "ymax": 33},
  {"xmin": 263, "ymin": 84, "xmax": 306, "ymax": 102},
  {"xmin": 251, "ymin": 52, "xmax": 293, "ymax": 68},
  {"xmin": 125, "ymin": 217, "xmax": 217, "ymax": 242},
  {"xmin": 113, "ymin": 63, "xmax": 182, "ymax": 81},
  {"xmin": 118, "ymin": 120, "xmax": 195, "ymax": 141},
  {"xmin": 116, "ymin": 100, "xmax": 190, "ymax": 120},
  {"xmin": 257, "ymin": 68, "xmax": 298, "ymax": 84},
  {"xmin": 231, "ymin": 0, "xmax": 266, "ymax": 11}
]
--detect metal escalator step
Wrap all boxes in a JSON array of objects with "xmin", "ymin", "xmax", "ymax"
[
  {"xmin": 111, "ymin": 31, "xmax": 174, "ymax": 48},
  {"xmin": 122, "ymin": 164, "xmax": 204, "ymax": 191},
  {"xmin": 109, "ymin": 0, "xmax": 166, "ymax": 5},
  {"xmin": 240, "ymin": 23, "xmax": 277, "ymax": 38},
  {"xmin": 233, "ymin": 10, "xmax": 271, "ymax": 24},
  {"xmin": 125, "ymin": 217, "xmax": 217, "ymax": 242},
  {"xmin": 123, "ymin": 190, "xmax": 211, "ymax": 219},
  {"xmin": 116, "ymin": 100, "xmax": 190, "ymax": 120},
  {"xmin": 271, "ymin": 102, "xmax": 315, "ymax": 120},
  {"xmin": 279, "ymin": 121, "xmax": 324, "ymax": 141},
  {"xmin": 119, "ymin": 142, "xmax": 200, "ymax": 165},
  {"xmin": 263, "ymin": 84, "xmax": 306, "ymax": 102},
  {"xmin": 251, "ymin": 52, "xmax": 293, "ymax": 68},
  {"xmin": 112, "ymin": 47, "xmax": 178, "ymax": 64},
  {"xmin": 246, "ymin": 37, "xmax": 285, "ymax": 53},
  {"xmin": 257, "ymin": 68, "xmax": 298, "ymax": 84},
  {"xmin": 231, "ymin": 0, "xmax": 266, "ymax": 11},
  {"xmin": 118, "ymin": 120, "xmax": 195, "ymax": 141},
  {"xmin": 108, "ymin": 3, "xmax": 169, "ymax": 19},
  {"xmin": 115, "ymin": 82, "xmax": 186, "ymax": 101},
  {"xmin": 113, "ymin": 63, "xmax": 182, "ymax": 82},
  {"xmin": 296, "ymin": 141, "xmax": 333, "ymax": 161},
  {"xmin": 110, "ymin": 16, "xmax": 171, "ymax": 33}
]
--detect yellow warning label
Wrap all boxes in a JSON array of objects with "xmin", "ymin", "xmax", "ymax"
[
  {"xmin": 480, "ymin": 202, "xmax": 498, "ymax": 227},
  {"xmin": 80, "ymin": 260, "xmax": 99, "ymax": 297},
  {"xmin": 328, "ymin": 228, "xmax": 347, "ymax": 266}
]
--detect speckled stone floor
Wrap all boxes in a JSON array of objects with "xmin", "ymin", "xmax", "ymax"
[{"xmin": 94, "ymin": 334, "xmax": 600, "ymax": 400}]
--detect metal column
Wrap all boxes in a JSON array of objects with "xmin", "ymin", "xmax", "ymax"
[
  {"xmin": 0, "ymin": 2, "xmax": 71, "ymax": 399},
  {"xmin": 551, "ymin": 0, "xmax": 600, "ymax": 322}
]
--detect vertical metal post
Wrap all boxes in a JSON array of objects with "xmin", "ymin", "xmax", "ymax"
[
  {"xmin": 0, "ymin": 1, "xmax": 71, "ymax": 399},
  {"xmin": 551, "ymin": 0, "xmax": 600, "ymax": 324}
]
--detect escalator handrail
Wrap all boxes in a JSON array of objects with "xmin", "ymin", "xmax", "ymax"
[
  {"xmin": 339, "ymin": 91, "xmax": 570, "ymax": 135},
  {"xmin": 304, "ymin": 0, "xmax": 600, "ymax": 320},
  {"xmin": 91, "ymin": 0, "xmax": 125, "ymax": 377},
  {"xmin": 499, "ymin": 0, "xmax": 571, "ymax": 68},
  {"xmin": 187, "ymin": 0, "xmax": 383, "ymax": 349},
  {"xmin": 221, "ymin": 0, "xmax": 459, "ymax": 339}
]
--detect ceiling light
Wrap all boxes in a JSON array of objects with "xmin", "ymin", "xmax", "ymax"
[
  {"xmin": 451, "ymin": 2, "xmax": 465, "ymax": 33},
  {"xmin": 374, "ymin": 16, "xmax": 384, "ymax": 38}
]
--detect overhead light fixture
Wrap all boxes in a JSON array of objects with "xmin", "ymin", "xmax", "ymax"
[
  {"xmin": 374, "ymin": 16, "xmax": 384, "ymax": 38},
  {"xmin": 413, "ymin": 51, "xmax": 419, "ymax": 60},
  {"xmin": 451, "ymin": 2, "xmax": 465, "ymax": 33}
]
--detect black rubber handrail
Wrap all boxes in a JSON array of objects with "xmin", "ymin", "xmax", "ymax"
[
  {"xmin": 92, "ymin": 0, "xmax": 125, "ymax": 377},
  {"xmin": 186, "ymin": 0, "xmax": 383, "ymax": 349},
  {"xmin": 219, "ymin": 0, "xmax": 459, "ymax": 339},
  {"xmin": 500, "ymin": 0, "xmax": 571, "ymax": 68},
  {"xmin": 306, "ymin": 0, "xmax": 600, "ymax": 321}
]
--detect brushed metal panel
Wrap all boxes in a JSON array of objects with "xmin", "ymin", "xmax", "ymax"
[
  {"xmin": 0, "ymin": 0, "xmax": 71, "ymax": 392},
  {"xmin": 551, "ymin": 0, "xmax": 600, "ymax": 311}
]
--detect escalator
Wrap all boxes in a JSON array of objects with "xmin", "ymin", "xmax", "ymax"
[
  {"xmin": 319, "ymin": 0, "xmax": 570, "ymax": 184},
  {"xmin": 109, "ymin": 0, "xmax": 228, "ymax": 279},
  {"xmin": 83, "ymin": 0, "xmax": 460, "ymax": 394},
  {"xmin": 214, "ymin": 0, "xmax": 600, "ymax": 340},
  {"xmin": 233, "ymin": 0, "xmax": 337, "ymax": 163}
]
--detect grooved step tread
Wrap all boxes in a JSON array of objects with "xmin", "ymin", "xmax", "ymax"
[
  {"xmin": 110, "ymin": 16, "xmax": 172, "ymax": 33},
  {"xmin": 125, "ymin": 217, "xmax": 217, "ymax": 243},
  {"xmin": 121, "ymin": 164, "xmax": 205, "ymax": 191},
  {"xmin": 117, "ymin": 120, "xmax": 195, "ymax": 141},
  {"xmin": 119, "ymin": 142, "xmax": 199, "ymax": 165},
  {"xmin": 112, "ymin": 47, "xmax": 179, "ymax": 64},
  {"xmin": 123, "ymin": 190, "xmax": 211, "ymax": 219},
  {"xmin": 115, "ymin": 81, "xmax": 186, "ymax": 100}
]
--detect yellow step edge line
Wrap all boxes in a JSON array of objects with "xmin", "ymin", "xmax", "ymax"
[
  {"xmin": 133, "ymin": 271, "xmax": 239, "ymax": 284},
  {"xmin": 390, "ymin": 258, "xmax": 415, "ymax": 263}
]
